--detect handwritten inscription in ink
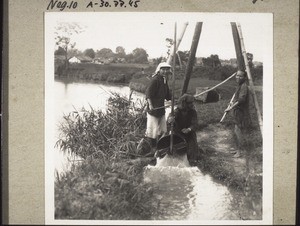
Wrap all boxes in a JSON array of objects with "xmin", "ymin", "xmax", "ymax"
[
  {"xmin": 86, "ymin": 0, "xmax": 140, "ymax": 8},
  {"xmin": 46, "ymin": 0, "xmax": 141, "ymax": 11},
  {"xmin": 47, "ymin": 0, "xmax": 78, "ymax": 11}
]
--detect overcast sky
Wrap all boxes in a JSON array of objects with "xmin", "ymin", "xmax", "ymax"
[{"xmin": 46, "ymin": 12, "xmax": 273, "ymax": 62}]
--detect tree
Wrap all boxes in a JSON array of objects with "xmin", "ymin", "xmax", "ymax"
[
  {"xmin": 55, "ymin": 46, "xmax": 66, "ymax": 56},
  {"xmin": 115, "ymin": 46, "xmax": 126, "ymax": 58},
  {"xmin": 202, "ymin": 54, "xmax": 221, "ymax": 68},
  {"xmin": 246, "ymin": 52, "xmax": 254, "ymax": 68},
  {"xmin": 55, "ymin": 22, "xmax": 84, "ymax": 69},
  {"xmin": 125, "ymin": 53, "xmax": 134, "ymax": 63},
  {"xmin": 68, "ymin": 48, "xmax": 81, "ymax": 58},
  {"xmin": 84, "ymin": 48, "xmax": 96, "ymax": 59},
  {"xmin": 165, "ymin": 38, "xmax": 173, "ymax": 59},
  {"xmin": 96, "ymin": 48, "xmax": 114, "ymax": 58},
  {"xmin": 131, "ymin": 48, "xmax": 148, "ymax": 63}
]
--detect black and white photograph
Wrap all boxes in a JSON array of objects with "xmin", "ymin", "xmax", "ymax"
[{"xmin": 45, "ymin": 12, "xmax": 273, "ymax": 224}]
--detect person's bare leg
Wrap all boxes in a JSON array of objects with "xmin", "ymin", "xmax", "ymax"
[{"xmin": 233, "ymin": 125, "xmax": 243, "ymax": 158}]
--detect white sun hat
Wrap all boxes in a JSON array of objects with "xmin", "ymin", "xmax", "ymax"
[{"xmin": 155, "ymin": 62, "xmax": 172, "ymax": 74}]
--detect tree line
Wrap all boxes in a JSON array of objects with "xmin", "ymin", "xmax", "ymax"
[
  {"xmin": 54, "ymin": 22, "xmax": 259, "ymax": 70},
  {"xmin": 55, "ymin": 46, "xmax": 149, "ymax": 64}
]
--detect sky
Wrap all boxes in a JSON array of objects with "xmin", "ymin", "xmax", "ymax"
[{"xmin": 46, "ymin": 12, "xmax": 273, "ymax": 62}]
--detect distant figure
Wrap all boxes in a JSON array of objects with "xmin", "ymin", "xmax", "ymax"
[
  {"xmin": 137, "ymin": 62, "xmax": 172, "ymax": 156},
  {"xmin": 168, "ymin": 94, "xmax": 200, "ymax": 163},
  {"xmin": 225, "ymin": 70, "xmax": 251, "ymax": 158}
]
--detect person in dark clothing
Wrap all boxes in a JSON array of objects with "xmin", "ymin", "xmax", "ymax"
[
  {"xmin": 136, "ymin": 62, "xmax": 172, "ymax": 155},
  {"xmin": 168, "ymin": 94, "xmax": 200, "ymax": 162},
  {"xmin": 225, "ymin": 70, "xmax": 251, "ymax": 158}
]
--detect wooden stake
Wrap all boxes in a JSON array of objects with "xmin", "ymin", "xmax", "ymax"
[{"xmin": 181, "ymin": 22, "xmax": 203, "ymax": 95}]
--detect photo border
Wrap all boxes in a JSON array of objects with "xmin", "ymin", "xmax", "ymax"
[{"xmin": 3, "ymin": 0, "xmax": 299, "ymax": 225}]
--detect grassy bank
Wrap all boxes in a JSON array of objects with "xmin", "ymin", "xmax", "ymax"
[{"xmin": 56, "ymin": 62, "xmax": 154, "ymax": 84}]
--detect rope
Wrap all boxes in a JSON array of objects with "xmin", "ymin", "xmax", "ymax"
[{"xmin": 193, "ymin": 72, "xmax": 236, "ymax": 98}]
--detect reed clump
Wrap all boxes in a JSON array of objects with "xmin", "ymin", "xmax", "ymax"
[{"xmin": 55, "ymin": 93, "xmax": 158, "ymax": 220}]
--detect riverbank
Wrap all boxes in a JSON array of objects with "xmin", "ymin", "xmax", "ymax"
[{"xmin": 54, "ymin": 73, "xmax": 263, "ymax": 220}]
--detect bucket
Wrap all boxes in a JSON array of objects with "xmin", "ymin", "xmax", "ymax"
[{"xmin": 156, "ymin": 133, "xmax": 187, "ymax": 158}]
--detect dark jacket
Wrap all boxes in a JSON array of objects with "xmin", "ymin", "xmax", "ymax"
[
  {"xmin": 145, "ymin": 75, "xmax": 171, "ymax": 117},
  {"xmin": 172, "ymin": 108, "xmax": 199, "ymax": 161},
  {"xmin": 233, "ymin": 82, "xmax": 251, "ymax": 129}
]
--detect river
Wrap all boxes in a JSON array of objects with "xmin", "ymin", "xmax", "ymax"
[{"xmin": 53, "ymin": 78, "xmax": 241, "ymax": 221}]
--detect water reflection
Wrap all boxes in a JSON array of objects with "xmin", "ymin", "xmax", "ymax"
[{"xmin": 144, "ymin": 154, "xmax": 238, "ymax": 220}]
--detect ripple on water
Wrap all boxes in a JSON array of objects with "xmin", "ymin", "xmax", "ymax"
[{"xmin": 143, "ymin": 154, "xmax": 238, "ymax": 220}]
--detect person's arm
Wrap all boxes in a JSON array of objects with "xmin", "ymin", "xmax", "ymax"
[
  {"xmin": 226, "ymin": 84, "xmax": 248, "ymax": 112},
  {"xmin": 145, "ymin": 79, "xmax": 157, "ymax": 110},
  {"xmin": 147, "ymin": 98, "xmax": 154, "ymax": 110},
  {"xmin": 237, "ymin": 83, "xmax": 248, "ymax": 105}
]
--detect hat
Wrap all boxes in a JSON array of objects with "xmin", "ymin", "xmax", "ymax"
[
  {"xmin": 155, "ymin": 62, "xmax": 172, "ymax": 73},
  {"xmin": 236, "ymin": 70, "xmax": 246, "ymax": 76}
]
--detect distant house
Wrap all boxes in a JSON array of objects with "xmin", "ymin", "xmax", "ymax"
[
  {"xmin": 116, "ymin": 57, "xmax": 126, "ymax": 63},
  {"xmin": 220, "ymin": 59, "xmax": 232, "ymax": 66},
  {"xmin": 93, "ymin": 58, "xmax": 104, "ymax": 64},
  {"xmin": 229, "ymin": 58, "xmax": 238, "ymax": 68},
  {"xmin": 93, "ymin": 57, "xmax": 115, "ymax": 65},
  {"xmin": 195, "ymin": 57, "xmax": 204, "ymax": 66},
  {"xmin": 69, "ymin": 55, "xmax": 93, "ymax": 64}
]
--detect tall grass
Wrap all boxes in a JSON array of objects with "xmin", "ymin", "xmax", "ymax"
[
  {"xmin": 54, "ymin": 93, "xmax": 159, "ymax": 220},
  {"xmin": 56, "ymin": 93, "xmax": 147, "ymax": 159}
]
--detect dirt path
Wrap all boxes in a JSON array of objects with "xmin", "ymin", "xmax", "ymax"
[
  {"xmin": 196, "ymin": 123, "xmax": 249, "ymax": 177},
  {"xmin": 196, "ymin": 123, "xmax": 263, "ymax": 219}
]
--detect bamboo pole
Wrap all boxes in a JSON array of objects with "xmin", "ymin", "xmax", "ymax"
[
  {"xmin": 230, "ymin": 22, "xmax": 245, "ymax": 71},
  {"xmin": 167, "ymin": 22, "xmax": 189, "ymax": 65},
  {"xmin": 170, "ymin": 23, "xmax": 177, "ymax": 154},
  {"xmin": 236, "ymin": 23, "xmax": 263, "ymax": 136},
  {"xmin": 220, "ymin": 92, "xmax": 236, "ymax": 123},
  {"xmin": 181, "ymin": 22, "xmax": 203, "ymax": 95}
]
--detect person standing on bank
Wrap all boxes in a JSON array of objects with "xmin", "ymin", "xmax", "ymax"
[
  {"xmin": 225, "ymin": 70, "xmax": 251, "ymax": 158},
  {"xmin": 168, "ymin": 94, "xmax": 200, "ymax": 163},
  {"xmin": 144, "ymin": 62, "xmax": 172, "ymax": 150}
]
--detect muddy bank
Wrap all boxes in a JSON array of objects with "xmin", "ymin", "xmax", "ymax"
[{"xmin": 195, "ymin": 123, "xmax": 262, "ymax": 219}]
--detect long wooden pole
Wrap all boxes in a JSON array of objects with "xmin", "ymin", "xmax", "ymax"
[
  {"xmin": 181, "ymin": 22, "xmax": 203, "ymax": 95},
  {"xmin": 167, "ymin": 22, "xmax": 189, "ymax": 65},
  {"xmin": 236, "ymin": 23, "xmax": 263, "ymax": 136},
  {"xmin": 230, "ymin": 22, "xmax": 245, "ymax": 71},
  {"xmin": 170, "ymin": 23, "xmax": 177, "ymax": 155}
]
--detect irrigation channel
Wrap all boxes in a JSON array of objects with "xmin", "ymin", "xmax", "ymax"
[{"xmin": 53, "ymin": 78, "xmax": 244, "ymax": 220}]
